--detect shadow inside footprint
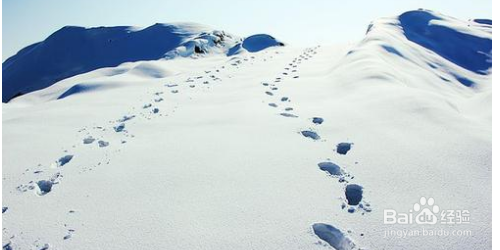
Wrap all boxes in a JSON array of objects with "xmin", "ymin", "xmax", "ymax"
[
  {"xmin": 336, "ymin": 142, "xmax": 352, "ymax": 155},
  {"xmin": 318, "ymin": 162, "xmax": 344, "ymax": 176},
  {"xmin": 118, "ymin": 115, "xmax": 135, "ymax": 122},
  {"xmin": 280, "ymin": 113, "xmax": 298, "ymax": 118},
  {"xmin": 345, "ymin": 184, "xmax": 363, "ymax": 205},
  {"xmin": 301, "ymin": 130, "xmax": 320, "ymax": 140},
  {"xmin": 98, "ymin": 140, "xmax": 109, "ymax": 147},
  {"xmin": 114, "ymin": 124, "xmax": 125, "ymax": 132},
  {"xmin": 36, "ymin": 180, "xmax": 53, "ymax": 195},
  {"xmin": 312, "ymin": 223, "xmax": 356, "ymax": 250},
  {"xmin": 312, "ymin": 117, "xmax": 324, "ymax": 124},
  {"xmin": 57, "ymin": 155, "xmax": 74, "ymax": 167},
  {"xmin": 83, "ymin": 137, "xmax": 95, "ymax": 144}
]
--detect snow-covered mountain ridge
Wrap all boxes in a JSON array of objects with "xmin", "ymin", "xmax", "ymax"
[
  {"xmin": 2, "ymin": 22, "xmax": 283, "ymax": 102},
  {"xmin": 2, "ymin": 9, "xmax": 492, "ymax": 250}
]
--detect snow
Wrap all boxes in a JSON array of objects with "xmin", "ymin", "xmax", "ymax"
[
  {"xmin": 2, "ymin": 9, "xmax": 492, "ymax": 250},
  {"xmin": 242, "ymin": 34, "xmax": 284, "ymax": 52},
  {"xmin": 398, "ymin": 10, "xmax": 492, "ymax": 75},
  {"xmin": 317, "ymin": 162, "xmax": 345, "ymax": 177},
  {"xmin": 312, "ymin": 223, "xmax": 356, "ymax": 250},
  {"xmin": 227, "ymin": 34, "xmax": 284, "ymax": 56},
  {"xmin": 2, "ymin": 23, "xmax": 282, "ymax": 103},
  {"xmin": 301, "ymin": 130, "xmax": 321, "ymax": 140}
]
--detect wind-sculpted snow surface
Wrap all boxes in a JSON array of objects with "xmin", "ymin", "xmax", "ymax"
[
  {"xmin": 398, "ymin": 10, "xmax": 492, "ymax": 75},
  {"xmin": 242, "ymin": 34, "xmax": 284, "ymax": 52},
  {"xmin": 2, "ymin": 23, "xmax": 204, "ymax": 102},
  {"xmin": 228, "ymin": 34, "xmax": 284, "ymax": 56},
  {"xmin": 2, "ymin": 9, "xmax": 492, "ymax": 250},
  {"xmin": 347, "ymin": 9, "xmax": 492, "ymax": 90},
  {"xmin": 2, "ymin": 23, "xmax": 283, "ymax": 102}
]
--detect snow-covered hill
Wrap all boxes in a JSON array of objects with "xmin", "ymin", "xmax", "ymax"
[
  {"xmin": 2, "ymin": 23, "xmax": 284, "ymax": 102},
  {"xmin": 2, "ymin": 10, "xmax": 491, "ymax": 250}
]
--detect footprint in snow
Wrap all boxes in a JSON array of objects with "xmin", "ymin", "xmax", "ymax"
[
  {"xmin": 118, "ymin": 115, "xmax": 135, "ymax": 122},
  {"xmin": 281, "ymin": 97, "xmax": 289, "ymax": 102},
  {"xmin": 265, "ymin": 91, "xmax": 273, "ymax": 96},
  {"xmin": 114, "ymin": 124, "xmax": 125, "ymax": 132},
  {"xmin": 343, "ymin": 184, "xmax": 371, "ymax": 213},
  {"xmin": 280, "ymin": 113, "xmax": 298, "ymax": 118},
  {"xmin": 345, "ymin": 184, "xmax": 363, "ymax": 206},
  {"xmin": 318, "ymin": 162, "xmax": 345, "ymax": 177},
  {"xmin": 56, "ymin": 155, "xmax": 73, "ymax": 167},
  {"xmin": 152, "ymin": 108, "xmax": 159, "ymax": 114},
  {"xmin": 35, "ymin": 243, "xmax": 50, "ymax": 250},
  {"xmin": 63, "ymin": 229, "xmax": 75, "ymax": 240},
  {"xmin": 312, "ymin": 117, "xmax": 324, "ymax": 124},
  {"xmin": 300, "ymin": 130, "xmax": 320, "ymax": 140},
  {"xmin": 98, "ymin": 140, "xmax": 109, "ymax": 147},
  {"xmin": 312, "ymin": 223, "xmax": 356, "ymax": 250},
  {"xmin": 336, "ymin": 142, "xmax": 353, "ymax": 155},
  {"xmin": 83, "ymin": 136, "xmax": 95, "ymax": 144},
  {"xmin": 268, "ymin": 103, "xmax": 278, "ymax": 108},
  {"xmin": 36, "ymin": 180, "xmax": 54, "ymax": 196}
]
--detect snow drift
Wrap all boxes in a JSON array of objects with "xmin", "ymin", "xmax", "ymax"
[
  {"xmin": 398, "ymin": 10, "xmax": 492, "ymax": 75},
  {"xmin": 2, "ymin": 9, "xmax": 492, "ymax": 250},
  {"xmin": 228, "ymin": 34, "xmax": 285, "ymax": 56},
  {"xmin": 2, "ymin": 23, "xmax": 284, "ymax": 102},
  {"xmin": 339, "ymin": 9, "xmax": 491, "ymax": 90}
]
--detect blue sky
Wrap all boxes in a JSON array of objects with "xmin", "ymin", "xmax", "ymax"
[{"xmin": 2, "ymin": 0, "xmax": 492, "ymax": 61}]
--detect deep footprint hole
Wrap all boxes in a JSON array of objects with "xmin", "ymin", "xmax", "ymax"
[
  {"xmin": 345, "ymin": 184, "xmax": 363, "ymax": 206},
  {"xmin": 312, "ymin": 223, "xmax": 356, "ymax": 250},
  {"xmin": 336, "ymin": 142, "xmax": 352, "ymax": 155},
  {"xmin": 318, "ymin": 162, "xmax": 343, "ymax": 176},
  {"xmin": 301, "ymin": 130, "xmax": 320, "ymax": 140},
  {"xmin": 36, "ymin": 180, "xmax": 54, "ymax": 195}
]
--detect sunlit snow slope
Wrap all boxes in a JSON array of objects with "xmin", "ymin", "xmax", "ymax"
[
  {"xmin": 2, "ymin": 10, "xmax": 491, "ymax": 250},
  {"xmin": 2, "ymin": 23, "xmax": 283, "ymax": 102}
]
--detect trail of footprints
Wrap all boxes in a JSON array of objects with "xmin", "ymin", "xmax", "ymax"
[
  {"xmin": 4, "ymin": 54, "xmax": 265, "ymax": 249},
  {"xmin": 4, "ymin": 49, "xmax": 364, "ymax": 249},
  {"xmin": 260, "ymin": 46, "xmax": 369, "ymax": 249}
]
